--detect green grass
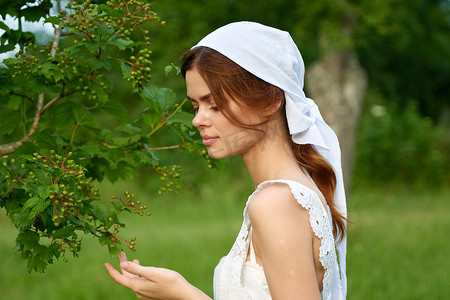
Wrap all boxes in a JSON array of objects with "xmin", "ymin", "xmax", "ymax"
[
  {"xmin": 347, "ymin": 186, "xmax": 450, "ymax": 299},
  {"xmin": 1, "ymin": 162, "xmax": 449, "ymax": 299}
]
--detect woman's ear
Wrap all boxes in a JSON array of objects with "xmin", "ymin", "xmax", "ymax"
[{"xmin": 262, "ymin": 97, "xmax": 284, "ymax": 117}]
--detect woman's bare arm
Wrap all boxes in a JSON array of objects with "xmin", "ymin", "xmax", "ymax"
[{"xmin": 248, "ymin": 183, "xmax": 321, "ymax": 300}]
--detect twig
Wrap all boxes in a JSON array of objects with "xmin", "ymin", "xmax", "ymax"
[
  {"xmin": 143, "ymin": 145, "xmax": 181, "ymax": 151},
  {"xmin": 8, "ymin": 91, "xmax": 35, "ymax": 104}
]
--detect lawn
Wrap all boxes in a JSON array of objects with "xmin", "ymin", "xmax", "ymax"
[{"xmin": 0, "ymin": 161, "xmax": 449, "ymax": 299}]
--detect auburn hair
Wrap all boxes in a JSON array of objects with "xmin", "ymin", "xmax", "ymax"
[{"xmin": 181, "ymin": 47, "xmax": 346, "ymax": 242}]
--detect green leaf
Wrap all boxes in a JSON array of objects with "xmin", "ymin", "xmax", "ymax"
[
  {"xmin": 130, "ymin": 150, "xmax": 159, "ymax": 165},
  {"xmin": 98, "ymin": 4, "xmax": 109, "ymax": 10},
  {"xmin": 37, "ymin": 185, "xmax": 51, "ymax": 200},
  {"xmin": 86, "ymin": 57, "xmax": 111, "ymax": 70},
  {"xmin": 167, "ymin": 111, "xmax": 194, "ymax": 128},
  {"xmin": 97, "ymin": 24, "xmax": 114, "ymax": 36},
  {"xmin": 22, "ymin": 5, "xmax": 49, "ymax": 22},
  {"xmin": 111, "ymin": 38, "xmax": 134, "ymax": 50},
  {"xmin": 91, "ymin": 83, "xmax": 109, "ymax": 104},
  {"xmin": 107, "ymin": 8, "xmax": 122, "ymax": 18},
  {"xmin": 51, "ymin": 225, "xmax": 76, "ymax": 239},
  {"xmin": 44, "ymin": 16, "xmax": 60, "ymax": 25},
  {"xmin": 33, "ymin": 129, "xmax": 60, "ymax": 152},
  {"xmin": 0, "ymin": 43, "xmax": 16, "ymax": 53},
  {"xmin": 20, "ymin": 31, "xmax": 36, "ymax": 45},
  {"xmin": 117, "ymin": 160, "xmax": 136, "ymax": 178},
  {"xmin": 165, "ymin": 63, "xmax": 181, "ymax": 77},
  {"xmin": 142, "ymin": 107, "xmax": 160, "ymax": 127},
  {"xmin": 54, "ymin": 101, "xmax": 76, "ymax": 129},
  {"xmin": 16, "ymin": 229, "xmax": 39, "ymax": 248},
  {"xmin": 73, "ymin": 105, "xmax": 96, "ymax": 128},
  {"xmin": 104, "ymin": 160, "xmax": 136, "ymax": 182},
  {"xmin": 109, "ymin": 136, "xmax": 130, "ymax": 146},
  {"xmin": 100, "ymin": 128, "xmax": 112, "ymax": 138},
  {"xmin": 0, "ymin": 111, "xmax": 21, "ymax": 135},
  {"xmin": 98, "ymin": 101, "xmax": 127, "ymax": 121},
  {"xmin": 31, "ymin": 244, "xmax": 56, "ymax": 272},
  {"xmin": 91, "ymin": 203, "xmax": 111, "ymax": 224},
  {"xmin": 84, "ymin": 156, "xmax": 109, "ymax": 182},
  {"xmin": 141, "ymin": 85, "xmax": 177, "ymax": 112},
  {"xmin": 116, "ymin": 123, "xmax": 144, "ymax": 135},
  {"xmin": 7, "ymin": 95, "xmax": 22, "ymax": 110},
  {"xmin": 103, "ymin": 148, "xmax": 124, "ymax": 162},
  {"xmin": 53, "ymin": 132, "xmax": 70, "ymax": 147},
  {"xmin": 20, "ymin": 195, "xmax": 51, "ymax": 226},
  {"xmin": 120, "ymin": 61, "xmax": 131, "ymax": 79},
  {"xmin": 76, "ymin": 142, "xmax": 102, "ymax": 158},
  {"xmin": 40, "ymin": 61, "xmax": 58, "ymax": 80},
  {"xmin": 0, "ymin": 20, "xmax": 10, "ymax": 34}
]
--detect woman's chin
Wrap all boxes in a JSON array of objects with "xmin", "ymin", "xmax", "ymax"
[{"xmin": 206, "ymin": 147, "xmax": 234, "ymax": 160}]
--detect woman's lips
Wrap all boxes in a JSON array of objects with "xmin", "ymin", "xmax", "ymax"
[{"xmin": 202, "ymin": 136, "xmax": 219, "ymax": 146}]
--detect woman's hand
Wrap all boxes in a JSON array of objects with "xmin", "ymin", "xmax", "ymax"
[{"xmin": 104, "ymin": 252, "xmax": 211, "ymax": 300}]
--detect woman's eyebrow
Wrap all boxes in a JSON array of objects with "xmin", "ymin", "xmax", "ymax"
[{"xmin": 186, "ymin": 93, "xmax": 212, "ymax": 102}]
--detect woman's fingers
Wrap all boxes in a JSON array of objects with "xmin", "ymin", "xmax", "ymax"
[
  {"xmin": 118, "ymin": 252, "xmax": 139, "ymax": 278},
  {"xmin": 120, "ymin": 261, "xmax": 153, "ymax": 280},
  {"xmin": 105, "ymin": 261, "xmax": 194, "ymax": 300},
  {"xmin": 119, "ymin": 251, "xmax": 127, "ymax": 261},
  {"xmin": 104, "ymin": 263, "xmax": 135, "ymax": 288}
]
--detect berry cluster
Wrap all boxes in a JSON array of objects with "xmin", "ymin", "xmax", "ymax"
[
  {"xmin": 0, "ymin": 151, "xmax": 151, "ymax": 269},
  {"xmin": 62, "ymin": 0, "xmax": 163, "ymax": 45},
  {"xmin": 154, "ymin": 165, "xmax": 181, "ymax": 194},
  {"xmin": 126, "ymin": 48, "xmax": 153, "ymax": 90},
  {"xmin": 113, "ymin": 190, "xmax": 151, "ymax": 217},
  {"xmin": 7, "ymin": 39, "xmax": 103, "ymax": 101},
  {"xmin": 10, "ymin": 43, "xmax": 40, "ymax": 79},
  {"xmin": 58, "ymin": 0, "xmax": 162, "ymax": 91},
  {"xmin": 62, "ymin": 1, "xmax": 107, "ymax": 43},
  {"xmin": 106, "ymin": 0, "xmax": 164, "ymax": 44},
  {"xmin": 181, "ymin": 141, "xmax": 214, "ymax": 169}
]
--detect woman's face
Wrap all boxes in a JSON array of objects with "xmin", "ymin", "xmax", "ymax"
[{"xmin": 185, "ymin": 68, "xmax": 263, "ymax": 159}]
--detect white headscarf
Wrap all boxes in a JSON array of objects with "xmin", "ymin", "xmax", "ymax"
[{"xmin": 193, "ymin": 21, "xmax": 347, "ymax": 297}]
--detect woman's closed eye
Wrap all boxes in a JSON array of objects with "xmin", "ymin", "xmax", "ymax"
[{"xmin": 191, "ymin": 105, "xmax": 219, "ymax": 114}]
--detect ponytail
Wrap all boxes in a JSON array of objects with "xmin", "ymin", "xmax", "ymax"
[{"xmin": 292, "ymin": 142, "xmax": 347, "ymax": 243}]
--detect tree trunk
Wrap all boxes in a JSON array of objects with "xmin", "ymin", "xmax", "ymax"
[{"xmin": 306, "ymin": 50, "xmax": 367, "ymax": 191}]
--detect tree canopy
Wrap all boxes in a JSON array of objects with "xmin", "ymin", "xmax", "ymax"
[{"xmin": 148, "ymin": 0, "xmax": 449, "ymax": 120}]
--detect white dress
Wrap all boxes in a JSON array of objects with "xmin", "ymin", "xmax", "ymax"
[{"xmin": 213, "ymin": 179, "xmax": 345, "ymax": 300}]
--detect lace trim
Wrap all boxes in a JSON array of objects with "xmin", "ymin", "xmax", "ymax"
[{"xmin": 214, "ymin": 179, "xmax": 336, "ymax": 300}]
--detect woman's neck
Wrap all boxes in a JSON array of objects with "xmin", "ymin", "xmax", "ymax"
[{"xmin": 240, "ymin": 119, "xmax": 300, "ymax": 187}]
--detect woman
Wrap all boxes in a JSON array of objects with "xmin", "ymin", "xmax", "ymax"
[{"xmin": 105, "ymin": 21, "xmax": 347, "ymax": 300}]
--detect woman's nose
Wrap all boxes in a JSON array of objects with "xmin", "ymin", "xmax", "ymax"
[{"xmin": 192, "ymin": 108, "xmax": 211, "ymax": 128}]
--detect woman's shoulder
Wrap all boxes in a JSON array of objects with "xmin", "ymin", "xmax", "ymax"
[
  {"xmin": 247, "ymin": 181, "xmax": 310, "ymax": 224},
  {"xmin": 247, "ymin": 179, "xmax": 328, "ymax": 225}
]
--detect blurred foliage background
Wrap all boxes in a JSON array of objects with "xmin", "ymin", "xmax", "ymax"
[
  {"xmin": 1, "ymin": 0, "xmax": 449, "ymax": 299},
  {"xmin": 117, "ymin": 0, "xmax": 450, "ymax": 188}
]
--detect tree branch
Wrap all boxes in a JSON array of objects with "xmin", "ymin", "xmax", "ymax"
[
  {"xmin": 0, "ymin": 137, "xmax": 32, "ymax": 155},
  {"xmin": 0, "ymin": 18, "xmax": 64, "ymax": 155},
  {"xmin": 50, "ymin": 26, "xmax": 62, "ymax": 58}
]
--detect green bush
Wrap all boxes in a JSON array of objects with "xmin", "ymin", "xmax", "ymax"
[{"xmin": 353, "ymin": 101, "xmax": 449, "ymax": 188}]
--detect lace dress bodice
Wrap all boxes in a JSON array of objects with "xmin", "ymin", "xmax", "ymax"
[{"xmin": 213, "ymin": 179, "xmax": 345, "ymax": 300}]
